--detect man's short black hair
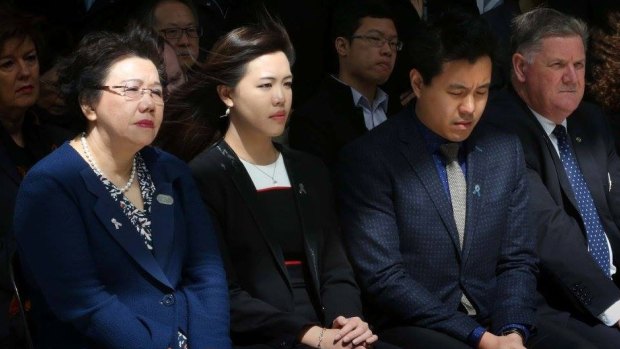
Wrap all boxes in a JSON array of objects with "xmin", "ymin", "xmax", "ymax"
[
  {"xmin": 330, "ymin": 0, "xmax": 395, "ymax": 42},
  {"xmin": 405, "ymin": 10, "xmax": 497, "ymax": 85}
]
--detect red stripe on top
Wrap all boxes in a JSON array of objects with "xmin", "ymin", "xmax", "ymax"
[
  {"xmin": 256, "ymin": 186, "xmax": 292, "ymax": 193},
  {"xmin": 284, "ymin": 260, "xmax": 302, "ymax": 266}
]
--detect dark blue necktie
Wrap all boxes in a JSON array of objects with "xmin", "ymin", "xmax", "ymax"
[{"xmin": 553, "ymin": 125, "xmax": 611, "ymax": 278}]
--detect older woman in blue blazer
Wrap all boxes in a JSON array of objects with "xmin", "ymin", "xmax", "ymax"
[{"xmin": 12, "ymin": 25, "xmax": 231, "ymax": 349}]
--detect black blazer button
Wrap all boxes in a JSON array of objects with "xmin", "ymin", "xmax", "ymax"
[{"xmin": 161, "ymin": 294, "xmax": 175, "ymax": 306}]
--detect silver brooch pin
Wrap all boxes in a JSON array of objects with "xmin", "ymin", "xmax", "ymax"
[
  {"xmin": 576, "ymin": 137, "xmax": 582, "ymax": 143},
  {"xmin": 156, "ymin": 194, "xmax": 174, "ymax": 205},
  {"xmin": 472, "ymin": 184, "xmax": 481, "ymax": 197},
  {"xmin": 111, "ymin": 218, "xmax": 122, "ymax": 230},
  {"xmin": 299, "ymin": 183, "xmax": 307, "ymax": 195}
]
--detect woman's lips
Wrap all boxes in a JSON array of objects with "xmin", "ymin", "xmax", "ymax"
[
  {"xmin": 135, "ymin": 119, "xmax": 155, "ymax": 128},
  {"xmin": 16, "ymin": 85, "xmax": 34, "ymax": 94},
  {"xmin": 270, "ymin": 111, "xmax": 287, "ymax": 122}
]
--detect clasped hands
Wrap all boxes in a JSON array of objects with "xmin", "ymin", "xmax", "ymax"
[{"xmin": 301, "ymin": 316, "xmax": 378, "ymax": 349}]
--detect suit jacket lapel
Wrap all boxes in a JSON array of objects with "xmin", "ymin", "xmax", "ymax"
[
  {"xmin": 81, "ymin": 165, "xmax": 173, "ymax": 289},
  {"xmin": 461, "ymin": 134, "xmax": 488, "ymax": 264},
  {"xmin": 216, "ymin": 142, "xmax": 291, "ymax": 291},
  {"xmin": 519, "ymin": 102, "xmax": 581, "ymax": 210},
  {"xmin": 397, "ymin": 112, "xmax": 462, "ymax": 252},
  {"xmin": 326, "ymin": 76, "xmax": 367, "ymax": 135},
  {"xmin": 568, "ymin": 119, "xmax": 606, "ymax": 207},
  {"xmin": 147, "ymin": 160, "xmax": 176, "ymax": 272},
  {"xmin": 280, "ymin": 147, "xmax": 322, "ymax": 299}
]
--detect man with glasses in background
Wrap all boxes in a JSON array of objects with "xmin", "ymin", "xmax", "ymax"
[
  {"xmin": 142, "ymin": 0, "xmax": 202, "ymax": 72},
  {"xmin": 289, "ymin": 0, "xmax": 399, "ymax": 172}
]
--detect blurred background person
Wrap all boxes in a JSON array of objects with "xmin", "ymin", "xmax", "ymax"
[
  {"xmin": 141, "ymin": 0, "xmax": 203, "ymax": 73},
  {"xmin": 0, "ymin": 6, "xmax": 70, "ymax": 348},
  {"xmin": 12, "ymin": 24, "xmax": 230, "ymax": 349},
  {"xmin": 161, "ymin": 38, "xmax": 187, "ymax": 94},
  {"xmin": 587, "ymin": 10, "xmax": 620, "ymax": 155}
]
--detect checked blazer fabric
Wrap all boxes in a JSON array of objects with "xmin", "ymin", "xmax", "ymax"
[
  {"xmin": 338, "ymin": 105, "xmax": 538, "ymax": 342},
  {"xmin": 553, "ymin": 125, "xmax": 611, "ymax": 278}
]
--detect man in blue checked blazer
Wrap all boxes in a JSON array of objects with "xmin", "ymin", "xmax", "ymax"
[{"xmin": 337, "ymin": 11, "xmax": 594, "ymax": 349}]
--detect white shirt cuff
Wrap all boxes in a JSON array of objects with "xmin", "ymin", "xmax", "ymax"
[{"xmin": 598, "ymin": 299, "xmax": 620, "ymax": 326}]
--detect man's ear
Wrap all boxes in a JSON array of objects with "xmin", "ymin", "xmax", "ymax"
[
  {"xmin": 512, "ymin": 53, "xmax": 528, "ymax": 83},
  {"xmin": 335, "ymin": 37, "xmax": 349, "ymax": 57},
  {"xmin": 216, "ymin": 84, "xmax": 234, "ymax": 108},
  {"xmin": 409, "ymin": 68, "xmax": 425, "ymax": 98}
]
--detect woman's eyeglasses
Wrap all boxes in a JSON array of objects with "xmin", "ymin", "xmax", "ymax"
[{"xmin": 92, "ymin": 84, "xmax": 165, "ymax": 105}]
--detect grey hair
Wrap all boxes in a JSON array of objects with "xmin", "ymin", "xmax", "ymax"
[{"xmin": 511, "ymin": 7, "xmax": 588, "ymax": 63}]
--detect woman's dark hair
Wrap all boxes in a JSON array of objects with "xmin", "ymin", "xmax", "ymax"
[
  {"xmin": 157, "ymin": 17, "xmax": 294, "ymax": 162},
  {"xmin": 0, "ymin": 5, "xmax": 41, "ymax": 60},
  {"xmin": 56, "ymin": 24, "xmax": 164, "ymax": 125}
]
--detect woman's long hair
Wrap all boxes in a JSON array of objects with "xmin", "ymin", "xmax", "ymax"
[{"xmin": 157, "ymin": 16, "xmax": 295, "ymax": 162}]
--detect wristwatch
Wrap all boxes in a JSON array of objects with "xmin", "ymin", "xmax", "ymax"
[{"xmin": 501, "ymin": 328, "xmax": 526, "ymax": 344}]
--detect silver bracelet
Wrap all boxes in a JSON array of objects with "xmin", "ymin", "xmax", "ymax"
[{"xmin": 317, "ymin": 327, "xmax": 326, "ymax": 348}]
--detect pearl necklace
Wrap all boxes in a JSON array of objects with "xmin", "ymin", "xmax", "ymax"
[{"xmin": 80, "ymin": 132, "xmax": 136, "ymax": 193}]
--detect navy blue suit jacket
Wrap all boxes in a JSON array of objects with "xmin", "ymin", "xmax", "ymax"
[
  {"xmin": 338, "ymin": 106, "xmax": 538, "ymax": 342},
  {"xmin": 483, "ymin": 89, "xmax": 620, "ymax": 321},
  {"xmin": 13, "ymin": 143, "xmax": 231, "ymax": 349}
]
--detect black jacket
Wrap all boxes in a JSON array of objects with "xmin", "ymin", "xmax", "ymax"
[
  {"xmin": 190, "ymin": 140, "xmax": 361, "ymax": 347},
  {"xmin": 483, "ymin": 89, "xmax": 620, "ymax": 321}
]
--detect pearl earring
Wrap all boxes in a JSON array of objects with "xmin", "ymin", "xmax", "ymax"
[{"xmin": 220, "ymin": 107, "xmax": 230, "ymax": 119}]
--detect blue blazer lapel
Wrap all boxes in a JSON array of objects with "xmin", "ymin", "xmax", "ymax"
[
  {"xmin": 216, "ymin": 142, "xmax": 292, "ymax": 291},
  {"xmin": 397, "ymin": 113, "xmax": 462, "ymax": 252},
  {"xmin": 461, "ymin": 138, "xmax": 488, "ymax": 264},
  {"xmin": 149, "ymin": 181, "xmax": 176, "ymax": 271},
  {"xmin": 81, "ymin": 166, "xmax": 174, "ymax": 289}
]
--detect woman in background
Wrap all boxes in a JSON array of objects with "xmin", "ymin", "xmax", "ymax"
[
  {"xmin": 13, "ymin": 24, "xmax": 230, "ymax": 349},
  {"xmin": 587, "ymin": 11, "xmax": 620, "ymax": 155},
  {"xmin": 0, "ymin": 6, "xmax": 71, "ymax": 347}
]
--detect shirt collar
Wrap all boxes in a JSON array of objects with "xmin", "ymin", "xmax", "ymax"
[
  {"xmin": 330, "ymin": 74, "xmax": 388, "ymax": 113},
  {"xmin": 414, "ymin": 113, "xmax": 463, "ymax": 156},
  {"xmin": 351, "ymin": 87, "xmax": 389, "ymax": 113},
  {"xmin": 529, "ymin": 107, "xmax": 567, "ymax": 137}
]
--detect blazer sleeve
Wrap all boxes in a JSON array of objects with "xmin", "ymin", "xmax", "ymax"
[
  {"xmin": 604, "ymin": 118, "xmax": 620, "ymax": 228},
  {"xmin": 315, "ymin": 164, "xmax": 362, "ymax": 324},
  {"xmin": 190, "ymin": 162, "xmax": 315, "ymax": 346},
  {"xmin": 337, "ymin": 143, "xmax": 480, "ymax": 342},
  {"xmin": 490, "ymin": 137, "xmax": 538, "ymax": 331},
  {"xmin": 14, "ymin": 171, "xmax": 173, "ymax": 349},
  {"xmin": 175, "ymin": 167, "xmax": 231, "ymax": 349},
  {"xmin": 528, "ymin": 164, "xmax": 620, "ymax": 317}
]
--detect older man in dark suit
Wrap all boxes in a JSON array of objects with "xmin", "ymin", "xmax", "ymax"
[
  {"xmin": 483, "ymin": 8, "xmax": 620, "ymax": 349},
  {"xmin": 338, "ymin": 10, "xmax": 594, "ymax": 349}
]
